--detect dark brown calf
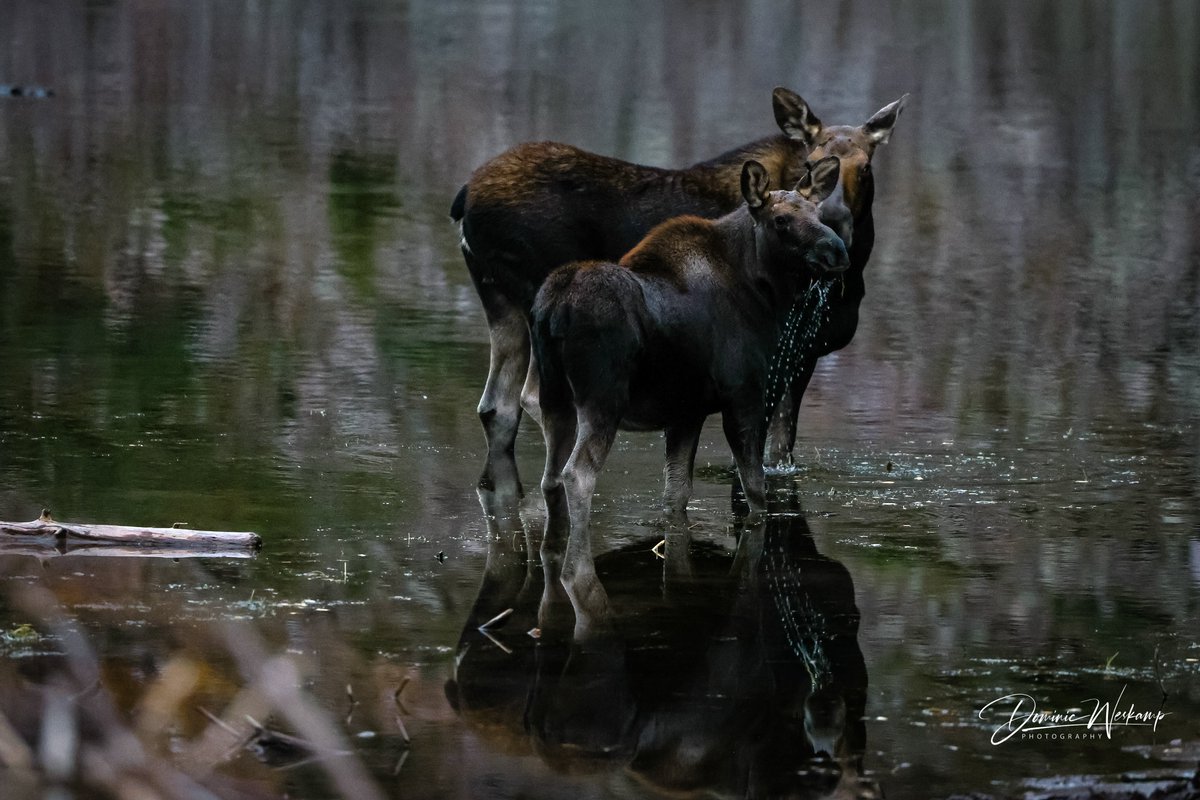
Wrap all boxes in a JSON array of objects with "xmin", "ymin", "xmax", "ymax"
[
  {"xmin": 452, "ymin": 88, "xmax": 880, "ymax": 480},
  {"xmin": 531, "ymin": 159, "xmax": 846, "ymax": 614}
]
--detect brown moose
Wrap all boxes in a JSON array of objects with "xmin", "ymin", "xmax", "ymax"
[{"xmin": 451, "ymin": 89, "xmax": 906, "ymax": 478}]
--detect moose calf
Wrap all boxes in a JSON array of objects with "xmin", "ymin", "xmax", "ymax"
[{"xmin": 532, "ymin": 158, "xmax": 847, "ymax": 599}]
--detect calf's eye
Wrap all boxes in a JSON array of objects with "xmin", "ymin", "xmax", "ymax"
[{"xmin": 774, "ymin": 215, "xmax": 789, "ymax": 228}]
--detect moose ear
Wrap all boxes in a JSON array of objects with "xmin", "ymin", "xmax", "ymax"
[
  {"xmin": 741, "ymin": 160, "xmax": 771, "ymax": 210},
  {"xmin": 863, "ymin": 93, "xmax": 909, "ymax": 146},
  {"xmin": 772, "ymin": 87, "xmax": 822, "ymax": 145},
  {"xmin": 796, "ymin": 156, "xmax": 841, "ymax": 203}
]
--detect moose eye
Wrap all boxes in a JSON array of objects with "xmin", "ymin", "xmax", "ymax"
[{"xmin": 773, "ymin": 215, "xmax": 789, "ymax": 229}]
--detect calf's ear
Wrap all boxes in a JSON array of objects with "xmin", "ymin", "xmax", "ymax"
[
  {"xmin": 797, "ymin": 156, "xmax": 841, "ymax": 203},
  {"xmin": 741, "ymin": 160, "xmax": 771, "ymax": 210},
  {"xmin": 863, "ymin": 94, "xmax": 910, "ymax": 146},
  {"xmin": 772, "ymin": 87, "xmax": 822, "ymax": 145}
]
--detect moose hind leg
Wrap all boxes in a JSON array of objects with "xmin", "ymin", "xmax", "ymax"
[
  {"xmin": 537, "ymin": 402, "xmax": 577, "ymax": 632},
  {"xmin": 479, "ymin": 313, "xmax": 530, "ymax": 453},
  {"xmin": 662, "ymin": 418, "xmax": 704, "ymax": 520},
  {"xmin": 559, "ymin": 412, "xmax": 619, "ymax": 640},
  {"xmin": 467, "ymin": 254, "xmax": 531, "ymax": 469},
  {"xmin": 520, "ymin": 352, "xmax": 543, "ymax": 428}
]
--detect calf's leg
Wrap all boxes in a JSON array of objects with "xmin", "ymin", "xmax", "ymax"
[
  {"xmin": 765, "ymin": 394, "xmax": 798, "ymax": 468},
  {"xmin": 662, "ymin": 418, "xmax": 704, "ymax": 520},
  {"xmin": 520, "ymin": 353, "xmax": 543, "ymax": 428},
  {"xmin": 538, "ymin": 403, "xmax": 577, "ymax": 632},
  {"xmin": 723, "ymin": 407, "xmax": 768, "ymax": 517},
  {"xmin": 559, "ymin": 412, "xmax": 619, "ymax": 640},
  {"xmin": 765, "ymin": 356, "xmax": 818, "ymax": 467}
]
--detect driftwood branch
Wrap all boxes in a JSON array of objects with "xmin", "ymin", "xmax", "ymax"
[{"xmin": 0, "ymin": 510, "xmax": 262, "ymax": 550}]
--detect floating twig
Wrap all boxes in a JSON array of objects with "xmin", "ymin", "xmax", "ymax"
[
  {"xmin": 68, "ymin": 678, "xmax": 102, "ymax": 703},
  {"xmin": 344, "ymin": 684, "xmax": 358, "ymax": 726},
  {"xmin": 197, "ymin": 706, "xmax": 256, "ymax": 762},
  {"xmin": 479, "ymin": 628, "xmax": 512, "ymax": 654},
  {"xmin": 395, "ymin": 715, "xmax": 411, "ymax": 745},
  {"xmin": 393, "ymin": 678, "xmax": 411, "ymax": 716},
  {"xmin": 478, "ymin": 607, "xmax": 513, "ymax": 631},
  {"xmin": 392, "ymin": 682, "xmax": 413, "ymax": 744},
  {"xmin": 197, "ymin": 707, "xmax": 242, "ymax": 738},
  {"xmin": 651, "ymin": 539, "xmax": 666, "ymax": 559},
  {"xmin": 392, "ymin": 748, "xmax": 410, "ymax": 776},
  {"xmin": 242, "ymin": 714, "xmax": 352, "ymax": 766}
]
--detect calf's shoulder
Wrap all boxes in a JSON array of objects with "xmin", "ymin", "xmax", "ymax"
[{"xmin": 618, "ymin": 215, "xmax": 729, "ymax": 290}]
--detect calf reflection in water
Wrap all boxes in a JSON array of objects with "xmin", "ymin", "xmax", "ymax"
[{"xmin": 449, "ymin": 476, "xmax": 879, "ymax": 799}]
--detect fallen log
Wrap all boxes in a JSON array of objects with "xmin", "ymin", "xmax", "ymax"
[
  {"xmin": 0, "ymin": 544, "xmax": 256, "ymax": 560},
  {"xmin": 0, "ymin": 510, "xmax": 262, "ymax": 550}
]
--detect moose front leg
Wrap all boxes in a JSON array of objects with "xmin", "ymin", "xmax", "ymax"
[
  {"xmin": 765, "ymin": 394, "xmax": 799, "ymax": 468},
  {"xmin": 723, "ymin": 407, "xmax": 768, "ymax": 518},
  {"xmin": 765, "ymin": 356, "xmax": 818, "ymax": 467}
]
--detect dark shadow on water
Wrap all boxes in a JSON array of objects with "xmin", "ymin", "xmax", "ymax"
[{"xmin": 449, "ymin": 465, "xmax": 879, "ymax": 798}]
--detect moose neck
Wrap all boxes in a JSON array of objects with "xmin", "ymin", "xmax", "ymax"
[
  {"xmin": 837, "ymin": 175, "xmax": 876, "ymax": 301},
  {"xmin": 683, "ymin": 135, "xmax": 807, "ymax": 200},
  {"xmin": 717, "ymin": 209, "xmax": 810, "ymax": 334}
]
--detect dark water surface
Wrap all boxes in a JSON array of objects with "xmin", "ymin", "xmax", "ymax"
[{"xmin": 1, "ymin": 2, "xmax": 1198, "ymax": 798}]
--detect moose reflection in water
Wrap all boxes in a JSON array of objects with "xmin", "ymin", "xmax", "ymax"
[{"xmin": 448, "ymin": 472, "xmax": 878, "ymax": 799}]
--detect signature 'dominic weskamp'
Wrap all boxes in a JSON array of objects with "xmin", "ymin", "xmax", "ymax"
[{"xmin": 978, "ymin": 685, "xmax": 1169, "ymax": 745}]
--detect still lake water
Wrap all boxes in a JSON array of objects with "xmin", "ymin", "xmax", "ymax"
[{"xmin": 1, "ymin": 1, "xmax": 1198, "ymax": 798}]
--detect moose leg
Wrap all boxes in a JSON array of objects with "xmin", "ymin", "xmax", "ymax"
[
  {"xmin": 468, "ymin": 463, "xmax": 540, "ymax": 634},
  {"xmin": 476, "ymin": 450, "xmax": 524, "ymax": 542},
  {"xmin": 536, "ymin": 313, "xmax": 578, "ymax": 632},
  {"xmin": 539, "ymin": 408, "xmax": 576, "ymax": 541},
  {"xmin": 660, "ymin": 418, "xmax": 703, "ymax": 591},
  {"xmin": 559, "ymin": 412, "xmax": 618, "ymax": 640},
  {"xmin": 467, "ymin": 256, "xmax": 531, "ymax": 474},
  {"xmin": 662, "ymin": 418, "xmax": 704, "ymax": 521},
  {"xmin": 765, "ymin": 356, "xmax": 818, "ymax": 467},
  {"xmin": 542, "ymin": 407, "xmax": 578, "ymax": 618},
  {"xmin": 520, "ymin": 353, "xmax": 543, "ymax": 428},
  {"xmin": 722, "ymin": 407, "xmax": 768, "ymax": 518},
  {"xmin": 765, "ymin": 393, "xmax": 798, "ymax": 467}
]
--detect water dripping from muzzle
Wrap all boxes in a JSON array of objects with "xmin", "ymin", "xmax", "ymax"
[{"xmin": 762, "ymin": 280, "xmax": 835, "ymax": 431}]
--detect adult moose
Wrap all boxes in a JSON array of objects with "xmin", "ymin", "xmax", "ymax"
[
  {"xmin": 532, "ymin": 159, "xmax": 845, "ymax": 612},
  {"xmin": 766, "ymin": 91, "xmax": 908, "ymax": 465},
  {"xmin": 451, "ymin": 88, "xmax": 906, "ymax": 478}
]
